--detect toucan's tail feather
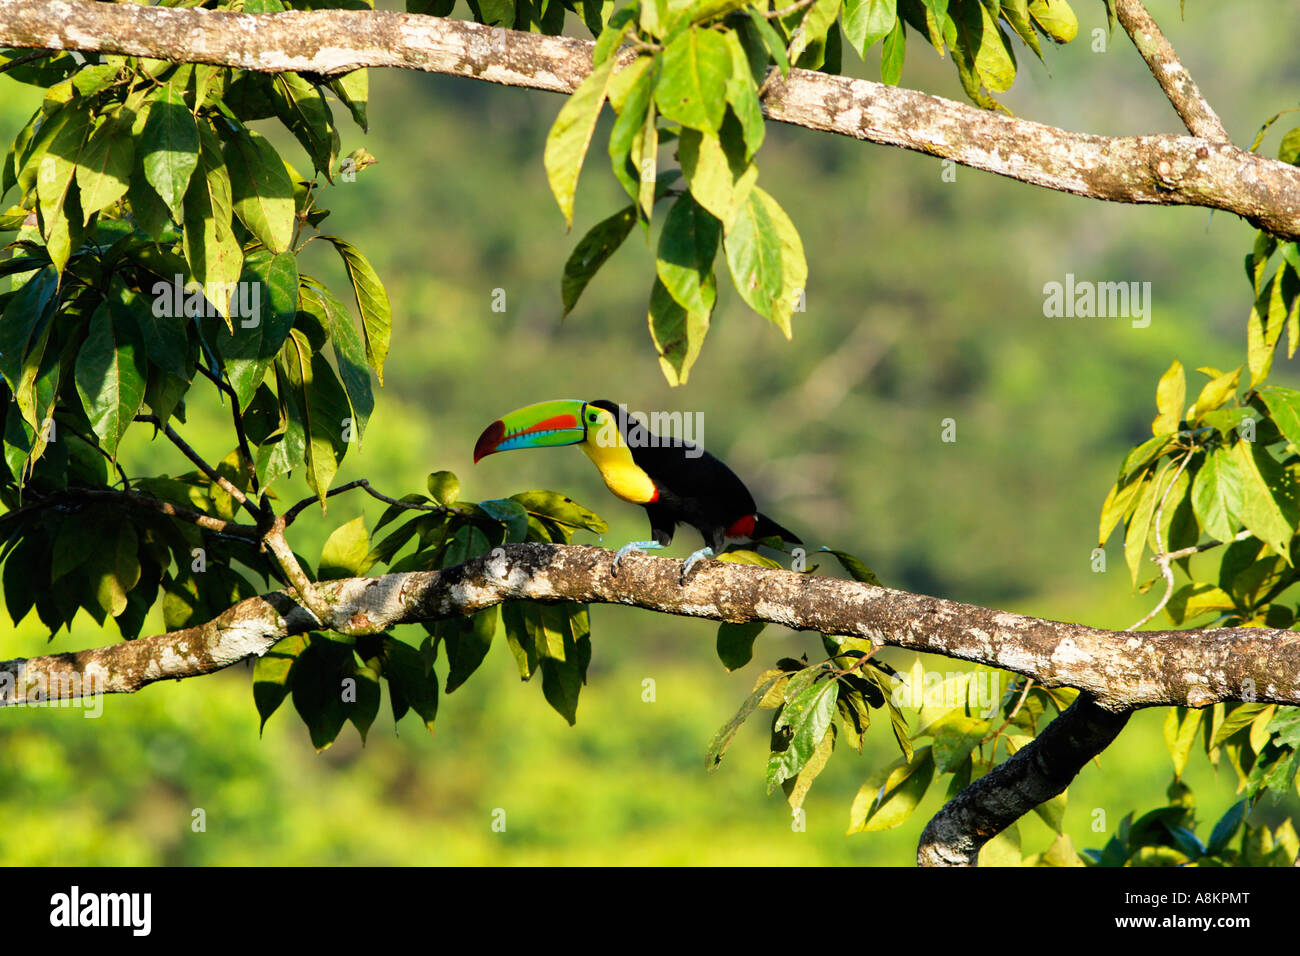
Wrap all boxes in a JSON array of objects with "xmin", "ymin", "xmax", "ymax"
[{"xmin": 754, "ymin": 513, "xmax": 801, "ymax": 545}]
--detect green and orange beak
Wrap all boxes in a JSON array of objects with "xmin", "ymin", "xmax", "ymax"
[{"xmin": 473, "ymin": 399, "xmax": 591, "ymax": 463}]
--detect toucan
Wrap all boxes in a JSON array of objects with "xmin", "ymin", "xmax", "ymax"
[{"xmin": 473, "ymin": 399, "xmax": 801, "ymax": 579}]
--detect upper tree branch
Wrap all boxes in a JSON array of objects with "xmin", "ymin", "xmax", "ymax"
[
  {"xmin": 1113, "ymin": 0, "xmax": 1228, "ymax": 141},
  {"xmin": 3, "ymin": 2, "xmax": 1299, "ymax": 238},
  {"xmin": 4, "ymin": 542, "xmax": 1300, "ymax": 706}
]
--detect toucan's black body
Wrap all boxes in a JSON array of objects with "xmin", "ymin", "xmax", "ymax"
[{"xmin": 586, "ymin": 400, "xmax": 801, "ymax": 554}]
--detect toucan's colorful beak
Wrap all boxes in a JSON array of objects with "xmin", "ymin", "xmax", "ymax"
[{"xmin": 473, "ymin": 399, "xmax": 588, "ymax": 463}]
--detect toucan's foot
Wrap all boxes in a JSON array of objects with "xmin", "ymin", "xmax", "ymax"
[
  {"xmin": 612, "ymin": 540, "xmax": 664, "ymax": 576},
  {"xmin": 681, "ymin": 547, "xmax": 715, "ymax": 583}
]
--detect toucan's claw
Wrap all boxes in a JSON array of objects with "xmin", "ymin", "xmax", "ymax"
[
  {"xmin": 681, "ymin": 547, "xmax": 714, "ymax": 583},
  {"xmin": 612, "ymin": 540, "xmax": 664, "ymax": 576}
]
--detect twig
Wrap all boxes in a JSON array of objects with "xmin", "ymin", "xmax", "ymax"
[
  {"xmin": 134, "ymin": 413, "xmax": 261, "ymax": 523},
  {"xmin": 0, "ymin": 49, "xmax": 47, "ymax": 76},
  {"xmin": 281, "ymin": 478, "xmax": 450, "ymax": 527},
  {"xmin": 1161, "ymin": 529, "xmax": 1252, "ymax": 563},
  {"xmin": 761, "ymin": 0, "xmax": 816, "ymax": 19},
  {"xmin": 1127, "ymin": 449, "xmax": 1195, "ymax": 631},
  {"xmin": 1113, "ymin": 0, "xmax": 1229, "ymax": 141},
  {"xmin": 0, "ymin": 486, "xmax": 261, "ymax": 540}
]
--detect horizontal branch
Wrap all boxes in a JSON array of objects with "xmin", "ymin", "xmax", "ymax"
[
  {"xmin": 3, "ymin": 542, "xmax": 1299, "ymax": 708},
  {"xmin": 3, "ymin": 2, "xmax": 1300, "ymax": 238}
]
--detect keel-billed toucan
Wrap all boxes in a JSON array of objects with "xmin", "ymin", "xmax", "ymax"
[{"xmin": 473, "ymin": 399, "xmax": 800, "ymax": 579}]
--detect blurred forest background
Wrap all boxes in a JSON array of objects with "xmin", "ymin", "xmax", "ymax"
[{"xmin": 2, "ymin": 0, "xmax": 1298, "ymax": 864}]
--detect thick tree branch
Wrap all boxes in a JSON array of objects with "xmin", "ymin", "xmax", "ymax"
[
  {"xmin": 1113, "ymin": 0, "xmax": 1228, "ymax": 141},
  {"xmin": 916, "ymin": 693, "xmax": 1131, "ymax": 866},
  {"xmin": 3, "ymin": 2, "xmax": 1300, "ymax": 238},
  {"xmin": 4, "ymin": 542, "xmax": 1300, "ymax": 706}
]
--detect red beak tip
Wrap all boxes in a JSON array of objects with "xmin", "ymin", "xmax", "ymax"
[{"xmin": 473, "ymin": 420, "xmax": 505, "ymax": 464}]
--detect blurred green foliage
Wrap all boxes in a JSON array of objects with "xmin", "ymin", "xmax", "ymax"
[{"xmin": 2, "ymin": 0, "xmax": 1298, "ymax": 864}]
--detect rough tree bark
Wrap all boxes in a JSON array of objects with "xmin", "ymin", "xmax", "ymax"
[
  {"xmin": 1, "ymin": 0, "xmax": 1294, "ymax": 868},
  {"xmin": 2, "ymin": 0, "xmax": 1300, "ymax": 238}
]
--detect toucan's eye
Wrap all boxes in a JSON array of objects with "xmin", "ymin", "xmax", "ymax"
[{"xmin": 588, "ymin": 413, "xmax": 598, "ymax": 423}]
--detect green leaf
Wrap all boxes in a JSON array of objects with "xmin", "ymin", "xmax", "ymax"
[
  {"xmin": 608, "ymin": 57, "xmax": 656, "ymax": 202},
  {"xmin": 479, "ymin": 498, "xmax": 530, "ymax": 542},
  {"xmin": 1191, "ymin": 446, "xmax": 1243, "ymax": 544},
  {"xmin": 724, "ymin": 186, "xmax": 807, "ymax": 337},
  {"xmin": 325, "ymin": 236, "xmax": 391, "ymax": 384},
  {"xmin": 1189, "ymin": 365, "xmax": 1241, "ymax": 419},
  {"xmin": 1152, "ymin": 359, "xmax": 1186, "ymax": 435},
  {"xmin": 427, "ymin": 470, "xmax": 460, "ymax": 505},
  {"xmin": 1162, "ymin": 707, "xmax": 1203, "ymax": 778},
  {"xmin": 707, "ymin": 669, "xmax": 785, "ymax": 771},
  {"xmin": 253, "ymin": 633, "xmax": 308, "ymax": 732},
  {"xmin": 843, "ymin": 0, "xmax": 898, "ymax": 57},
  {"xmin": 678, "ymin": 127, "xmax": 756, "ymax": 231},
  {"xmin": 1123, "ymin": 462, "xmax": 1163, "ymax": 586},
  {"xmin": 1028, "ymin": 0, "xmax": 1077, "ymax": 43},
  {"xmin": 182, "ymin": 122, "xmax": 243, "ymax": 321},
  {"xmin": 319, "ymin": 516, "xmax": 371, "ymax": 579},
  {"xmin": 75, "ymin": 114, "xmax": 134, "ymax": 224},
  {"xmin": 655, "ymin": 26, "xmax": 731, "ymax": 132},
  {"xmin": 716, "ymin": 620, "xmax": 765, "ymax": 671},
  {"xmin": 932, "ymin": 714, "xmax": 987, "ymax": 773},
  {"xmin": 848, "ymin": 746, "xmax": 935, "ymax": 832},
  {"xmin": 442, "ymin": 607, "xmax": 498, "ymax": 693},
  {"xmin": 648, "ymin": 275, "xmax": 710, "ymax": 386},
  {"xmin": 384, "ymin": 636, "xmax": 440, "ymax": 735},
  {"xmin": 273, "ymin": 73, "xmax": 340, "ymax": 177},
  {"xmin": 139, "ymin": 84, "xmax": 199, "ymax": 225},
  {"xmin": 819, "ymin": 547, "xmax": 882, "ymax": 585},
  {"xmin": 216, "ymin": 248, "xmax": 299, "ymax": 408},
  {"xmin": 299, "ymin": 279, "xmax": 373, "ymax": 440},
  {"xmin": 0, "ymin": 266, "xmax": 58, "ymax": 397},
  {"xmin": 657, "ymin": 191, "xmax": 720, "ymax": 316},
  {"xmin": 281, "ymin": 329, "xmax": 349, "ymax": 503},
  {"xmin": 951, "ymin": 0, "xmax": 1016, "ymax": 93},
  {"xmin": 509, "ymin": 490, "xmax": 607, "ymax": 533},
  {"xmin": 880, "ymin": 16, "xmax": 906, "ymax": 84},
  {"xmin": 543, "ymin": 54, "xmax": 617, "ymax": 228},
  {"xmin": 1231, "ymin": 440, "xmax": 1295, "ymax": 561},
  {"xmin": 1258, "ymin": 386, "xmax": 1300, "ymax": 450},
  {"xmin": 224, "ymin": 128, "xmax": 296, "ymax": 253},
  {"xmin": 1000, "ymin": 0, "xmax": 1043, "ymax": 59},
  {"xmin": 722, "ymin": 32, "xmax": 764, "ymax": 160},
  {"xmin": 788, "ymin": 0, "xmax": 843, "ymax": 65},
  {"xmin": 562, "ymin": 205, "xmax": 637, "ymax": 315},
  {"xmin": 34, "ymin": 101, "xmax": 92, "ymax": 273},
  {"xmin": 73, "ymin": 301, "xmax": 148, "ymax": 459},
  {"xmin": 766, "ymin": 677, "xmax": 839, "ymax": 792},
  {"xmin": 746, "ymin": 7, "xmax": 791, "ymax": 76}
]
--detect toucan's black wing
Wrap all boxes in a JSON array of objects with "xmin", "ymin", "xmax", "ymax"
[{"xmin": 629, "ymin": 440, "xmax": 757, "ymax": 517}]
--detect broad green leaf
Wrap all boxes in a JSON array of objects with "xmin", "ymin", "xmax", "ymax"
[
  {"xmin": 384, "ymin": 636, "xmax": 440, "ymax": 735},
  {"xmin": 562, "ymin": 205, "xmax": 637, "ymax": 315},
  {"xmin": 510, "ymin": 490, "xmax": 607, "ymax": 533},
  {"xmin": 75, "ymin": 114, "xmax": 133, "ymax": 224},
  {"xmin": 932, "ymin": 714, "xmax": 987, "ymax": 773},
  {"xmin": 273, "ymin": 72, "xmax": 340, "ymax": 177},
  {"xmin": 544, "ymin": 54, "xmax": 617, "ymax": 228},
  {"xmin": 722, "ymin": 32, "xmax": 764, "ymax": 161},
  {"xmin": 73, "ymin": 301, "xmax": 147, "ymax": 459},
  {"xmin": 299, "ymin": 280, "xmax": 372, "ymax": 440},
  {"xmin": 1099, "ymin": 473, "xmax": 1143, "ymax": 545},
  {"xmin": 1000, "ymin": 0, "xmax": 1043, "ymax": 59},
  {"xmin": 182, "ymin": 123, "xmax": 243, "ymax": 321},
  {"xmin": 479, "ymin": 498, "xmax": 530, "ymax": 543},
  {"xmin": 1162, "ymin": 707, "xmax": 1204, "ymax": 777},
  {"xmin": 880, "ymin": 16, "xmax": 906, "ymax": 84},
  {"xmin": 34, "ymin": 101, "xmax": 92, "ymax": 272},
  {"xmin": 657, "ymin": 192, "xmax": 720, "ymax": 316},
  {"xmin": 325, "ymin": 236, "xmax": 391, "ymax": 383},
  {"xmin": 216, "ymin": 248, "xmax": 299, "ymax": 408},
  {"xmin": 224, "ymin": 128, "xmax": 295, "ymax": 253},
  {"xmin": 0, "ymin": 266, "xmax": 58, "ymax": 398},
  {"xmin": 442, "ymin": 607, "xmax": 498, "ymax": 694},
  {"xmin": 820, "ymin": 547, "xmax": 882, "ymax": 585},
  {"xmin": 1152, "ymin": 359, "xmax": 1185, "ymax": 436},
  {"xmin": 608, "ymin": 57, "xmax": 656, "ymax": 202},
  {"xmin": 281, "ymin": 329, "xmax": 349, "ymax": 502},
  {"xmin": 678, "ymin": 127, "xmax": 756, "ymax": 231},
  {"xmin": 655, "ymin": 26, "xmax": 731, "ymax": 132},
  {"xmin": 319, "ymin": 516, "xmax": 371, "ymax": 579},
  {"xmin": 746, "ymin": 7, "xmax": 791, "ymax": 76},
  {"xmin": 140, "ymin": 82, "xmax": 198, "ymax": 221},
  {"xmin": 767, "ymin": 678, "xmax": 839, "ymax": 791},
  {"xmin": 843, "ymin": 0, "xmax": 897, "ymax": 57},
  {"xmin": 253, "ymin": 632, "xmax": 308, "ymax": 732},
  {"xmin": 648, "ymin": 276, "xmax": 709, "ymax": 386},
  {"xmin": 1231, "ymin": 440, "xmax": 1295, "ymax": 561},
  {"xmin": 716, "ymin": 620, "xmax": 765, "ymax": 671},
  {"xmin": 427, "ymin": 470, "xmax": 460, "ymax": 505},
  {"xmin": 1191, "ymin": 446, "xmax": 1243, "ymax": 544},
  {"xmin": 724, "ymin": 186, "xmax": 807, "ymax": 337},
  {"xmin": 788, "ymin": 0, "xmax": 843, "ymax": 66},
  {"xmin": 951, "ymin": 0, "xmax": 1016, "ymax": 93},
  {"xmin": 1258, "ymin": 386, "xmax": 1300, "ymax": 451},
  {"xmin": 1189, "ymin": 365, "xmax": 1241, "ymax": 419},
  {"xmin": 1028, "ymin": 0, "xmax": 1077, "ymax": 43},
  {"xmin": 848, "ymin": 746, "xmax": 935, "ymax": 832},
  {"xmin": 1124, "ymin": 461, "xmax": 1164, "ymax": 585}
]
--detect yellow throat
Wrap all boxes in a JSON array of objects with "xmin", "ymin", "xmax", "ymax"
[{"xmin": 579, "ymin": 409, "xmax": 658, "ymax": 505}]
